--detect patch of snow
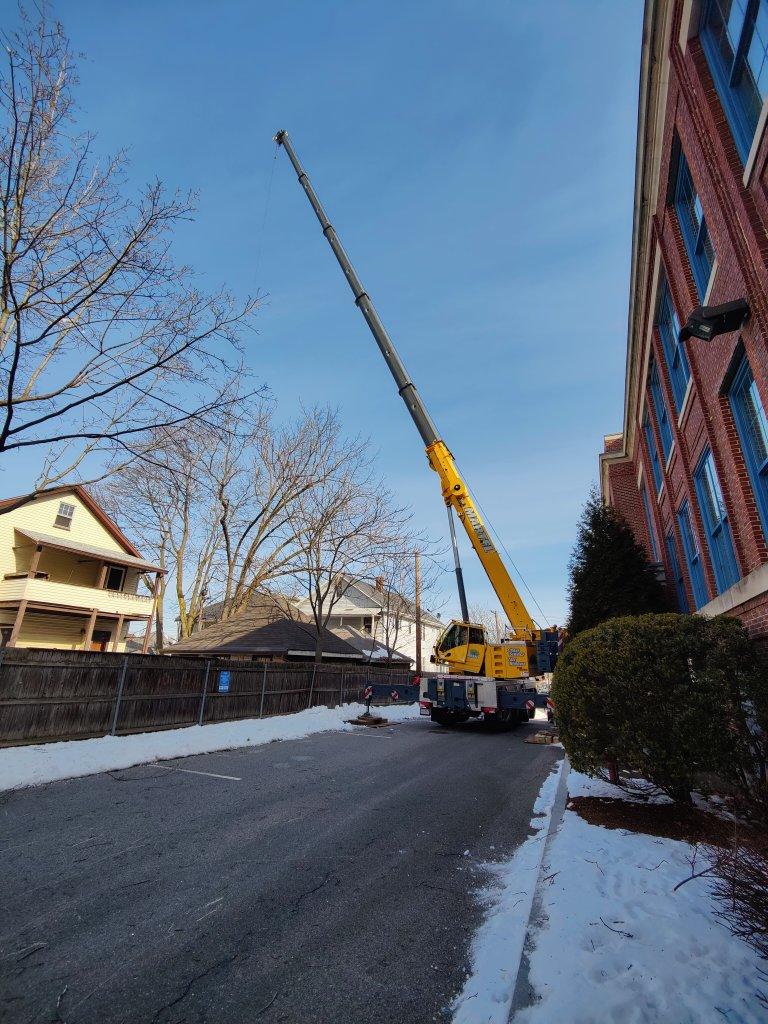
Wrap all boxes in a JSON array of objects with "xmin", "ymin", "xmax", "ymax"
[
  {"xmin": 515, "ymin": 769, "xmax": 765, "ymax": 1024},
  {"xmin": 568, "ymin": 771, "xmax": 671, "ymax": 804},
  {"xmin": 452, "ymin": 758, "xmax": 565, "ymax": 1024},
  {"xmin": 0, "ymin": 702, "xmax": 420, "ymax": 792}
]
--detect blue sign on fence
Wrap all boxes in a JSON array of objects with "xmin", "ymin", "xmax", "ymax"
[{"xmin": 219, "ymin": 671, "xmax": 231, "ymax": 693}]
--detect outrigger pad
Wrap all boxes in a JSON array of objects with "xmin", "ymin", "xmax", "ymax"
[{"xmin": 346, "ymin": 715, "xmax": 390, "ymax": 728}]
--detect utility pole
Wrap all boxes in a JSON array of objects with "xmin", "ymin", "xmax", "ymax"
[{"xmin": 414, "ymin": 550, "xmax": 422, "ymax": 674}]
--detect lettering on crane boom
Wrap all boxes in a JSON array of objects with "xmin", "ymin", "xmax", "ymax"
[{"xmin": 463, "ymin": 507, "xmax": 495, "ymax": 553}]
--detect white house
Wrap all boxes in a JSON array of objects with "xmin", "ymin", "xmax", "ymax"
[{"xmin": 295, "ymin": 576, "xmax": 444, "ymax": 672}]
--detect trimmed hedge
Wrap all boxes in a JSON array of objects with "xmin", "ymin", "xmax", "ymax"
[{"xmin": 552, "ymin": 613, "xmax": 768, "ymax": 804}]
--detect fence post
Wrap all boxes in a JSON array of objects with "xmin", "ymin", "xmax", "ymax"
[
  {"xmin": 110, "ymin": 657, "xmax": 129, "ymax": 736},
  {"xmin": 197, "ymin": 660, "xmax": 211, "ymax": 726},
  {"xmin": 259, "ymin": 661, "xmax": 268, "ymax": 718},
  {"xmin": 340, "ymin": 668, "xmax": 345, "ymax": 707},
  {"xmin": 307, "ymin": 664, "xmax": 317, "ymax": 708}
]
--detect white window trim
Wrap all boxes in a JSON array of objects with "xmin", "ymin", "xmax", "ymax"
[
  {"xmin": 677, "ymin": 376, "xmax": 695, "ymax": 426},
  {"xmin": 678, "ymin": 0, "xmax": 701, "ymax": 52},
  {"xmin": 664, "ymin": 439, "xmax": 676, "ymax": 471},
  {"xmin": 703, "ymin": 258, "xmax": 718, "ymax": 304},
  {"xmin": 743, "ymin": 95, "xmax": 768, "ymax": 187}
]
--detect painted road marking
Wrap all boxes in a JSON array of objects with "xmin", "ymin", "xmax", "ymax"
[{"xmin": 152, "ymin": 764, "xmax": 242, "ymax": 781}]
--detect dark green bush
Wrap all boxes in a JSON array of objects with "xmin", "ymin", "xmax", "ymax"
[
  {"xmin": 552, "ymin": 612, "xmax": 768, "ymax": 804},
  {"xmin": 566, "ymin": 488, "xmax": 668, "ymax": 637}
]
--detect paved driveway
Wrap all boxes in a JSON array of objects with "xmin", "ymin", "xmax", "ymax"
[{"xmin": 1, "ymin": 716, "xmax": 561, "ymax": 1024}]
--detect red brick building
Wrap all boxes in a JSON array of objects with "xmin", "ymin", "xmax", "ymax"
[{"xmin": 601, "ymin": 0, "xmax": 768, "ymax": 642}]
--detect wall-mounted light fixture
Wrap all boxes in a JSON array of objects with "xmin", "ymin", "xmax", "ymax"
[{"xmin": 679, "ymin": 298, "xmax": 750, "ymax": 342}]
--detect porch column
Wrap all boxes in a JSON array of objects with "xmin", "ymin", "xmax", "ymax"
[
  {"xmin": 82, "ymin": 608, "xmax": 98, "ymax": 649},
  {"xmin": 27, "ymin": 544, "xmax": 43, "ymax": 578},
  {"xmin": 7, "ymin": 600, "xmax": 27, "ymax": 648},
  {"xmin": 112, "ymin": 614, "xmax": 125, "ymax": 652},
  {"xmin": 142, "ymin": 573, "xmax": 161, "ymax": 654}
]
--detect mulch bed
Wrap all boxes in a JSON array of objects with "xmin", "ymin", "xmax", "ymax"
[{"xmin": 568, "ymin": 796, "xmax": 736, "ymax": 847}]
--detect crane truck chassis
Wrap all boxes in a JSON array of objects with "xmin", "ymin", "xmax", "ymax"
[{"xmin": 274, "ymin": 130, "xmax": 559, "ymax": 727}]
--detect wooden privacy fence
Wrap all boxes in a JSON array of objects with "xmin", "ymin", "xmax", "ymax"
[{"xmin": 0, "ymin": 649, "xmax": 412, "ymax": 747}]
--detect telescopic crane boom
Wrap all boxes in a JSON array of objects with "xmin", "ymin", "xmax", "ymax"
[{"xmin": 275, "ymin": 131, "xmax": 549, "ymax": 679}]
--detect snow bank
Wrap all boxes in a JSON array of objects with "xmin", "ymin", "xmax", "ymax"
[
  {"xmin": 515, "ymin": 769, "xmax": 765, "ymax": 1024},
  {"xmin": 451, "ymin": 758, "xmax": 565, "ymax": 1024},
  {"xmin": 0, "ymin": 702, "xmax": 420, "ymax": 792}
]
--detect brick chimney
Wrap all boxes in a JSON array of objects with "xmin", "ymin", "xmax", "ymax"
[{"xmin": 375, "ymin": 576, "xmax": 385, "ymax": 592}]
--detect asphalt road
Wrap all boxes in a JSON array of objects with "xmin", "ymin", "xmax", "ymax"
[{"xmin": 1, "ymin": 715, "xmax": 561, "ymax": 1024}]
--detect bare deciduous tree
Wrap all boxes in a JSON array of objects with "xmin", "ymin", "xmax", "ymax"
[
  {"xmin": 1, "ymin": 5, "xmax": 257, "ymax": 487},
  {"xmin": 468, "ymin": 604, "xmax": 507, "ymax": 644},
  {"xmin": 288, "ymin": 449, "xmax": 416, "ymax": 663}
]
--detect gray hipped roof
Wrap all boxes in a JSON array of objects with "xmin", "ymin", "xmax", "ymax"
[{"xmin": 15, "ymin": 528, "xmax": 163, "ymax": 573}]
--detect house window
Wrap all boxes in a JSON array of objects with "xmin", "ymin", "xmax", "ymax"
[
  {"xmin": 673, "ymin": 147, "xmax": 715, "ymax": 297},
  {"xmin": 649, "ymin": 359, "xmax": 673, "ymax": 460},
  {"xmin": 643, "ymin": 409, "xmax": 663, "ymax": 494},
  {"xmin": 700, "ymin": 0, "xmax": 768, "ymax": 163},
  {"xmin": 656, "ymin": 274, "xmax": 690, "ymax": 410},
  {"xmin": 641, "ymin": 483, "xmax": 660, "ymax": 561},
  {"xmin": 678, "ymin": 500, "xmax": 709, "ymax": 608},
  {"xmin": 728, "ymin": 353, "xmax": 768, "ymax": 538},
  {"xmin": 0, "ymin": 626, "xmax": 11, "ymax": 648},
  {"xmin": 362, "ymin": 616, "xmax": 373, "ymax": 635},
  {"xmin": 694, "ymin": 448, "xmax": 741, "ymax": 593},
  {"xmin": 665, "ymin": 530, "xmax": 690, "ymax": 613},
  {"xmin": 54, "ymin": 501, "xmax": 75, "ymax": 530},
  {"xmin": 104, "ymin": 565, "xmax": 126, "ymax": 592}
]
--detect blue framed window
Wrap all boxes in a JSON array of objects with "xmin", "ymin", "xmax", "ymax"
[
  {"xmin": 641, "ymin": 483, "xmax": 660, "ymax": 561},
  {"xmin": 643, "ymin": 409, "xmax": 663, "ymax": 494},
  {"xmin": 700, "ymin": 0, "xmax": 768, "ymax": 163},
  {"xmin": 694, "ymin": 448, "xmax": 741, "ymax": 592},
  {"xmin": 674, "ymin": 149, "xmax": 715, "ymax": 298},
  {"xmin": 665, "ymin": 530, "xmax": 690, "ymax": 612},
  {"xmin": 649, "ymin": 360, "xmax": 673, "ymax": 460},
  {"xmin": 728, "ymin": 353, "xmax": 768, "ymax": 536},
  {"xmin": 656, "ymin": 274, "xmax": 690, "ymax": 410},
  {"xmin": 678, "ymin": 500, "xmax": 710, "ymax": 608}
]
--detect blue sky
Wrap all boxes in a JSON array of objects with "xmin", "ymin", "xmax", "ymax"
[{"xmin": 5, "ymin": 0, "xmax": 643, "ymax": 626}]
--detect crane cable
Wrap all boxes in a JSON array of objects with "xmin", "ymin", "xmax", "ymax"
[{"xmin": 453, "ymin": 458, "xmax": 552, "ymax": 629}]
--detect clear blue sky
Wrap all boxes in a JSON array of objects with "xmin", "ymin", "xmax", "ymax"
[{"xmin": 5, "ymin": 0, "xmax": 643, "ymax": 626}]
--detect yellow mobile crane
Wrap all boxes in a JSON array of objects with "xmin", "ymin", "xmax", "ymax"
[{"xmin": 275, "ymin": 131, "xmax": 558, "ymax": 725}]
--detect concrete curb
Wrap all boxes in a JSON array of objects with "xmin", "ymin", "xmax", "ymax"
[{"xmin": 507, "ymin": 754, "xmax": 571, "ymax": 1021}]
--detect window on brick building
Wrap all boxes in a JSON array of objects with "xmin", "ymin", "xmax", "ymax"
[
  {"xmin": 677, "ymin": 500, "xmax": 709, "ymax": 608},
  {"xmin": 673, "ymin": 148, "xmax": 715, "ymax": 298},
  {"xmin": 694, "ymin": 448, "xmax": 741, "ymax": 592},
  {"xmin": 641, "ymin": 482, "xmax": 660, "ymax": 561},
  {"xmin": 700, "ymin": 0, "xmax": 768, "ymax": 164},
  {"xmin": 656, "ymin": 274, "xmax": 690, "ymax": 410},
  {"xmin": 665, "ymin": 530, "xmax": 690, "ymax": 612},
  {"xmin": 643, "ymin": 409, "xmax": 663, "ymax": 494},
  {"xmin": 649, "ymin": 359, "xmax": 673, "ymax": 460},
  {"xmin": 728, "ymin": 352, "xmax": 768, "ymax": 537}
]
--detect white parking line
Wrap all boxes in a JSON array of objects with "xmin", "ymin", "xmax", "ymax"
[{"xmin": 152, "ymin": 764, "xmax": 241, "ymax": 781}]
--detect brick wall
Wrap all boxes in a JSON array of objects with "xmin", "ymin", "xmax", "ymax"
[{"xmin": 603, "ymin": 0, "xmax": 768, "ymax": 641}]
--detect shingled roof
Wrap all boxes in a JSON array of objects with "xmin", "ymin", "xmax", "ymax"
[{"xmin": 165, "ymin": 592, "xmax": 367, "ymax": 661}]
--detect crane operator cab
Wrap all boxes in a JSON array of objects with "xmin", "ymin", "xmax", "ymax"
[{"xmin": 431, "ymin": 620, "xmax": 559, "ymax": 681}]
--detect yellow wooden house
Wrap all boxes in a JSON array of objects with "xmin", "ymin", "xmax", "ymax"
[{"xmin": 0, "ymin": 486, "xmax": 163, "ymax": 652}]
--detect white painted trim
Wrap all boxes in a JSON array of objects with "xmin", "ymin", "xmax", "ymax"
[
  {"xmin": 677, "ymin": 377, "xmax": 694, "ymax": 426},
  {"xmin": 678, "ymin": 0, "xmax": 701, "ymax": 52},
  {"xmin": 698, "ymin": 560, "xmax": 768, "ymax": 618},
  {"xmin": 703, "ymin": 258, "xmax": 718, "ymax": 305},
  {"xmin": 665, "ymin": 439, "xmax": 676, "ymax": 471},
  {"xmin": 637, "ymin": 461, "xmax": 644, "ymax": 489},
  {"xmin": 743, "ymin": 96, "xmax": 768, "ymax": 187},
  {"xmin": 656, "ymin": 480, "xmax": 665, "ymax": 504}
]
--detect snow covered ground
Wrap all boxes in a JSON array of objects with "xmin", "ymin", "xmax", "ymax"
[
  {"xmin": 452, "ymin": 758, "xmax": 566, "ymax": 1024},
  {"xmin": 454, "ymin": 765, "xmax": 766, "ymax": 1024},
  {"xmin": 0, "ymin": 701, "xmax": 420, "ymax": 792}
]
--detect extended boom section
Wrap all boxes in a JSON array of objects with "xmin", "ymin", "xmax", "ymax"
[{"xmin": 275, "ymin": 130, "xmax": 558, "ymax": 726}]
